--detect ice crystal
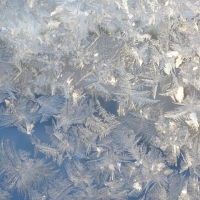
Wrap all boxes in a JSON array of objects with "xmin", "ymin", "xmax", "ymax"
[{"xmin": 0, "ymin": 0, "xmax": 200, "ymax": 199}]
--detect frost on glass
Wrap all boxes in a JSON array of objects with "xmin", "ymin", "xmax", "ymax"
[{"xmin": 0, "ymin": 0, "xmax": 200, "ymax": 199}]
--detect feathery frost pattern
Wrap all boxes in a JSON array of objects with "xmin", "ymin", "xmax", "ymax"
[{"xmin": 0, "ymin": 0, "xmax": 200, "ymax": 199}]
